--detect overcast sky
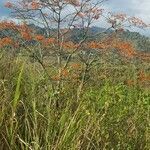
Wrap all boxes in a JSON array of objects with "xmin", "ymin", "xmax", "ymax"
[{"xmin": 0, "ymin": 0, "xmax": 150, "ymax": 35}]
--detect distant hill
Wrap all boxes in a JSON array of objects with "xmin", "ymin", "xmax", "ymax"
[
  {"xmin": 116, "ymin": 30, "xmax": 150, "ymax": 52},
  {"xmin": 0, "ymin": 24, "xmax": 150, "ymax": 52},
  {"xmin": 71, "ymin": 26, "xmax": 150, "ymax": 53},
  {"xmin": 69, "ymin": 26, "xmax": 150, "ymax": 52}
]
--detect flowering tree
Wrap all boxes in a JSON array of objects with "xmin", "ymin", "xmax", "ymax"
[
  {"xmin": 3, "ymin": 0, "xmax": 106, "ymax": 101},
  {"xmin": 2, "ymin": 0, "xmax": 149, "ymax": 104}
]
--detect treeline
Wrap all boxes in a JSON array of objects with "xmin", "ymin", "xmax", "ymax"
[{"xmin": 0, "ymin": 24, "xmax": 150, "ymax": 52}]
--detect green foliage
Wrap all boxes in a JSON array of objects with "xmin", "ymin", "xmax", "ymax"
[
  {"xmin": 1, "ymin": 25, "xmax": 150, "ymax": 52},
  {"xmin": 0, "ymin": 51, "xmax": 149, "ymax": 150},
  {"xmin": 117, "ymin": 30, "xmax": 150, "ymax": 52}
]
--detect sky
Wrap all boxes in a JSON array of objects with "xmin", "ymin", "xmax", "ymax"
[
  {"xmin": 0, "ymin": 0, "xmax": 11, "ymax": 17},
  {"xmin": 0, "ymin": 0, "xmax": 150, "ymax": 36}
]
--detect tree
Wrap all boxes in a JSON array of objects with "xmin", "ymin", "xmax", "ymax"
[{"xmin": 3, "ymin": 0, "xmax": 149, "ymax": 104}]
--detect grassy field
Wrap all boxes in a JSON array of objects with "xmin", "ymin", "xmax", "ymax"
[{"xmin": 0, "ymin": 51, "xmax": 149, "ymax": 150}]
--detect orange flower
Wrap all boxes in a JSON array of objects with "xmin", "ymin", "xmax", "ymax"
[
  {"xmin": 31, "ymin": 1, "xmax": 40, "ymax": 9},
  {"xmin": 138, "ymin": 70, "xmax": 149, "ymax": 82},
  {"xmin": 0, "ymin": 37, "xmax": 13, "ymax": 48},
  {"xmin": 44, "ymin": 38, "xmax": 55, "ymax": 46},
  {"xmin": 88, "ymin": 41, "xmax": 98, "ymax": 49},
  {"xmin": 129, "ymin": 17, "xmax": 147, "ymax": 28},
  {"xmin": 52, "ymin": 69, "xmax": 69, "ymax": 80},
  {"xmin": 4, "ymin": 2, "xmax": 13, "ymax": 8},
  {"xmin": 18, "ymin": 23, "xmax": 33, "ymax": 41},
  {"xmin": 77, "ymin": 12, "xmax": 85, "ymax": 18},
  {"xmin": 21, "ymin": 32, "xmax": 32, "ymax": 41},
  {"xmin": 115, "ymin": 41, "xmax": 136, "ymax": 58},
  {"xmin": 63, "ymin": 41, "xmax": 78, "ymax": 49},
  {"xmin": 0, "ymin": 21, "xmax": 17, "ymax": 30},
  {"xmin": 113, "ymin": 13, "xmax": 127, "ymax": 21},
  {"xmin": 88, "ymin": 41, "xmax": 107, "ymax": 49},
  {"xmin": 35, "ymin": 35, "xmax": 45, "ymax": 42},
  {"xmin": 61, "ymin": 69, "xmax": 69, "ymax": 77}
]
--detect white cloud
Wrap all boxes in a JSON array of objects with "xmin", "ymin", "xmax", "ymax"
[
  {"xmin": 0, "ymin": 0, "xmax": 150, "ymax": 35},
  {"xmin": 103, "ymin": 0, "xmax": 150, "ymax": 35},
  {"xmin": 104, "ymin": 0, "xmax": 150, "ymax": 22}
]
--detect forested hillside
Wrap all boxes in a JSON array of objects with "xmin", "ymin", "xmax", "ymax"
[{"xmin": 1, "ymin": 24, "xmax": 150, "ymax": 52}]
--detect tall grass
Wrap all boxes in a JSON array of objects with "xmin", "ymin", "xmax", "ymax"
[{"xmin": 0, "ymin": 53, "xmax": 149, "ymax": 150}]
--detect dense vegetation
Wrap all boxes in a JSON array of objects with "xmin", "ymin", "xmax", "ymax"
[
  {"xmin": 0, "ymin": 41, "xmax": 150, "ymax": 149},
  {"xmin": 0, "ymin": 0, "xmax": 150, "ymax": 149},
  {"xmin": 1, "ymin": 25, "xmax": 150, "ymax": 53}
]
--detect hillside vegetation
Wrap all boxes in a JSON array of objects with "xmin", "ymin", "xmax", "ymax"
[
  {"xmin": 0, "ymin": 0, "xmax": 150, "ymax": 149},
  {"xmin": 0, "ymin": 36, "xmax": 150, "ymax": 149}
]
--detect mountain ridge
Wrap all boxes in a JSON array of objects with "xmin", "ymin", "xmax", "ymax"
[{"xmin": 0, "ymin": 24, "xmax": 150, "ymax": 52}]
